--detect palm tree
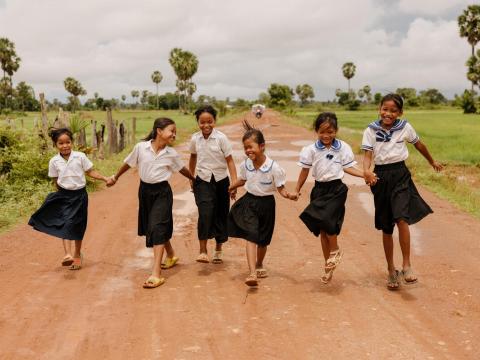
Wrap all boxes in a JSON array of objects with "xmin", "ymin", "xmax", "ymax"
[
  {"xmin": 458, "ymin": 5, "xmax": 480, "ymax": 90},
  {"xmin": 64, "ymin": 77, "xmax": 86, "ymax": 112},
  {"xmin": 151, "ymin": 70, "xmax": 163, "ymax": 109},
  {"xmin": 131, "ymin": 90, "xmax": 139, "ymax": 108},
  {"xmin": 0, "ymin": 37, "xmax": 21, "ymax": 108},
  {"xmin": 342, "ymin": 62, "xmax": 356, "ymax": 92},
  {"xmin": 169, "ymin": 48, "xmax": 199, "ymax": 112},
  {"xmin": 467, "ymin": 49, "xmax": 480, "ymax": 91},
  {"xmin": 363, "ymin": 85, "xmax": 372, "ymax": 103}
]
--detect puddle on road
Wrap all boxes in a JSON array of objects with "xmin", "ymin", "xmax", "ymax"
[{"xmin": 290, "ymin": 140, "xmax": 313, "ymax": 147}]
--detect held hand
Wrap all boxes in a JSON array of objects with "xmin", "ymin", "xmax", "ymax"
[
  {"xmin": 106, "ymin": 175, "xmax": 116, "ymax": 187},
  {"xmin": 431, "ymin": 161, "xmax": 444, "ymax": 172},
  {"xmin": 289, "ymin": 191, "xmax": 300, "ymax": 201},
  {"xmin": 189, "ymin": 179, "xmax": 194, "ymax": 192},
  {"xmin": 364, "ymin": 171, "xmax": 377, "ymax": 186},
  {"xmin": 229, "ymin": 188, "xmax": 237, "ymax": 201}
]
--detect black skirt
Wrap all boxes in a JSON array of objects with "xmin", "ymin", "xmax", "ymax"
[
  {"xmin": 228, "ymin": 192, "xmax": 275, "ymax": 247},
  {"xmin": 138, "ymin": 181, "xmax": 173, "ymax": 247},
  {"xmin": 299, "ymin": 179, "xmax": 348, "ymax": 236},
  {"xmin": 28, "ymin": 187, "xmax": 88, "ymax": 241},
  {"xmin": 371, "ymin": 161, "xmax": 433, "ymax": 234},
  {"xmin": 193, "ymin": 175, "xmax": 230, "ymax": 243}
]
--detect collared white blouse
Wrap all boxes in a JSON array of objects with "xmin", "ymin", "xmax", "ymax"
[
  {"xmin": 240, "ymin": 156, "xmax": 286, "ymax": 196},
  {"xmin": 48, "ymin": 151, "xmax": 93, "ymax": 190}
]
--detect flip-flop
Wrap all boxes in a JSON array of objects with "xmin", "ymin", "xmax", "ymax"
[
  {"xmin": 161, "ymin": 256, "xmax": 179, "ymax": 269},
  {"xmin": 61, "ymin": 255, "xmax": 74, "ymax": 266},
  {"xmin": 69, "ymin": 254, "xmax": 83, "ymax": 270},
  {"xmin": 401, "ymin": 268, "xmax": 418, "ymax": 284},
  {"xmin": 212, "ymin": 251, "xmax": 223, "ymax": 264},
  {"xmin": 321, "ymin": 266, "xmax": 334, "ymax": 284},
  {"xmin": 245, "ymin": 274, "xmax": 258, "ymax": 287},
  {"xmin": 196, "ymin": 253, "xmax": 209, "ymax": 263},
  {"xmin": 387, "ymin": 270, "xmax": 400, "ymax": 290},
  {"xmin": 143, "ymin": 276, "xmax": 165, "ymax": 289},
  {"xmin": 325, "ymin": 249, "xmax": 343, "ymax": 270},
  {"xmin": 256, "ymin": 268, "xmax": 268, "ymax": 278}
]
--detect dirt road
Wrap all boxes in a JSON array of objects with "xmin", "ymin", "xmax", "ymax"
[{"xmin": 0, "ymin": 111, "xmax": 479, "ymax": 359}]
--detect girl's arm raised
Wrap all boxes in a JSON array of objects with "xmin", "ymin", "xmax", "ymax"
[
  {"xmin": 414, "ymin": 140, "xmax": 443, "ymax": 172},
  {"xmin": 179, "ymin": 166, "xmax": 196, "ymax": 181}
]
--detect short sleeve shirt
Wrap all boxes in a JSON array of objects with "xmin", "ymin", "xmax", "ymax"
[
  {"xmin": 298, "ymin": 139, "xmax": 356, "ymax": 182},
  {"xmin": 124, "ymin": 141, "xmax": 184, "ymax": 184},
  {"xmin": 189, "ymin": 129, "xmax": 233, "ymax": 182},
  {"xmin": 240, "ymin": 157, "xmax": 286, "ymax": 196},
  {"xmin": 361, "ymin": 119, "xmax": 419, "ymax": 165},
  {"xmin": 48, "ymin": 151, "xmax": 93, "ymax": 190}
]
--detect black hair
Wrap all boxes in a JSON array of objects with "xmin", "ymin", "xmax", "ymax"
[
  {"xmin": 242, "ymin": 120, "xmax": 265, "ymax": 145},
  {"xmin": 48, "ymin": 127, "xmax": 73, "ymax": 145},
  {"xmin": 380, "ymin": 93, "xmax": 404, "ymax": 111},
  {"xmin": 143, "ymin": 117, "xmax": 176, "ymax": 141},
  {"xmin": 313, "ymin": 112, "xmax": 338, "ymax": 132},
  {"xmin": 194, "ymin": 105, "xmax": 217, "ymax": 121}
]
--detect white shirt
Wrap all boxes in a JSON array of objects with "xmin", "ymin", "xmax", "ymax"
[
  {"xmin": 124, "ymin": 141, "xmax": 184, "ymax": 184},
  {"xmin": 240, "ymin": 157, "xmax": 286, "ymax": 196},
  {"xmin": 189, "ymin": 129, "xmax": 233, "ymax": 182},
  {"xmin": 361, "ymin": 119, "xmax": 419, "ymax": 165},
  {"xmin": 298, "ymin": 139, "xmax": 356, "ymax": 182},
  {"xmin": 48, "ymin": 151, "xmax": 93, "ymax": 190}
]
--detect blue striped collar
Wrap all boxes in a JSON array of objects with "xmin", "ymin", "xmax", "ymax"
[
  {"xmin": 368, "ymin": 119, "xmax": 407, "ymax": 132},
  {"xmin": 245, "ymin": 156, "xmax": 274, "ymax": 173},
  {"xmin": 314, "ymin": 138, "xmax": 341, "ymax": 151}
]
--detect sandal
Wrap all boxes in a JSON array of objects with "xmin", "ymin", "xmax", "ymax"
[
  {"xmin": 321, "ymin": 267, "xmax": 334, "ymax": 284},
  {"xmin": 61, "ymin": 255, "xmax": 74, "ymax": 266},
  {"xmin": 325, "ymin": 249, "xmax": 343, "ymax": 270},
  {"xmin": 256, "ymin": 268, "xmax": 268, "ymax": 278},
  {"xmin": 196, "ymin": 252, "xmax": 209, "ymax": 263},
  {"xmin": 143, "ymin": 276, "xmax": 165, "ymax": 289},
  {"xmin": 212, "ymin": 251, "xmax": 223, "ymax": 264},
  {"xmin": 69, "ymin": 254, "xmax": 83, "ymax": 270},
  {"xmin": 401, "ymin": 268, "xmax": 418, "ymax": 284},
  {"xmin": 387, "ymin": 270, "xmax": 400, "ymax": 290},
  {"xmin": 161, "ymin": 256, "xmax": 179, "ymax": 269},
  {"xmin": 245, "ymin": 274, "xmax": 258, "ymax": 287}
]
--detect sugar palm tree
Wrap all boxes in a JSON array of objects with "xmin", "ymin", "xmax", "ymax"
[
  {"xmin": 467, "ymin": 49, "xmax": 480, "ymax": 91},
  {"xmin": 131, "ymin": 90, "xmax": 139, "ymax": 108},
  {"xmin": 169, "ymin": 48, "xmax": 199, "ymax": 112},
  {"xmin": 342, "ymin": 62, "xmax": 356, "ymax": 92},
  {"xmin": 0, "ymin": 37, "xmax": 21, "ymax": 108},
  {"xmin": 458, "ymin": 5, "xmax": 480, "ymax": 90},
  {"xmin": 64, "ymin": 77, "xmax": 86, "ymax": 112},
  {"xmin": 151, "ymin": 70, "xmax": 163, "ymax": 109}
]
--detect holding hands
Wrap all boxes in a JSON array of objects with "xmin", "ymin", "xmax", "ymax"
[{"xmin": 106, "ymin": 175, "xmax": 117, "ymax": 187}]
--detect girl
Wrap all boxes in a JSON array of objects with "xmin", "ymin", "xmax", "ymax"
[
  {"xmin": 189, "ymin": 105, "xmax": 238, "ymax": 264},
  {"xmin": 362, "ymin": 93, "xmax": 443, "ymax": 290},
  {"xmin": 29, "ymin": 128, "xmax": 113, "ymax": 270},
  {"xmin": 293, "ymin": 112, "xmax": 365, "ymax": 283},
  {"xmin": 228, "ymin": 121, "xmax": 297, "ymax": 287},
  {"xmin": 110, "ymin": 118, "xmax": 195, "ymax": 289}
]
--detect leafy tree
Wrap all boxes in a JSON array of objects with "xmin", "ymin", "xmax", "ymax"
[
  {"xmin": 363, "ymin": 85, "xmax": 372, "ymax": 103},
  {"xmin": 396, "ymin": 88, "xmax": 419, "ymax": 106},
  {"xmin": 169, "ymin": 48, "xmax": 199, "ymax": 112},
  {"xmin": 295, "ymin": 84, "xmax": 315, "ymax": 106},
  {"xmin": 374, "ymin": 92, "xmax": 382, "ymax": 104},
  {"xmin": 0, "ymin": 38, "xmax": 21, "ymax": 109},
  {"xmin": 131, "ymin": 90, "xmax": 139, "ymax": 108},
  {"xmin": 458, "ymin": 5, "xmax": 480, "ymax": 90},
  {"xmin": 466, "ymin": 49, "xmax": 480, "ymax": 91},
  {"xmin": 151, "ymin": 70, "xmax": 163, "ymax": 109},
  {"xmin": 419, "ymin": 89, "xmax": 447, "ymax": 105},
  {"xmin": 63, "ymin": 77, "xmax": 86, "ymax": 112},
  {"xmin": 15, "ymin": 81, "xmax": 39, "ymax": 111},
  {"xmin": 357, "ymin": 89, "xmax": 365, "ymax": 102},
  {"xmin": 342, "ymin": 62, "xmax": 356, "ymax": 92},
  {"xmin": 141, "ymin": 90, "xmax": 149, "ymax": 109},
  {"xmin": 121, "ymin": 94, "xmax": 126, "ymax": 102},
  {"xmin": 257, "ymin": 92, "xmax": 270, "ymax": 104},
  {"xmin": 267, "ymin": 83, "xmax": 293, "ymax": 107},
  {"xmin": 234, "ymin": 98, "xmax": 249, "ymax": 108},
  {"xmin": 456, "ymin": 89, "xmax": 477, "ymax": 113}
]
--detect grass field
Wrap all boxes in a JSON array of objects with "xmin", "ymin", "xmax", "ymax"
[
  {"xmin": 0, "ymin": 109, "xmax": 239, "ymax": 233},
  {"xmin": 283, "ymin": 108, "xmax": 480, "ymax": 218}
]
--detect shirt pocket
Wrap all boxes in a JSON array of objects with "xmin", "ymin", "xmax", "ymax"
[{"xmin": 209, "ymin": 144, "xmax": 221, "ymax": 152}]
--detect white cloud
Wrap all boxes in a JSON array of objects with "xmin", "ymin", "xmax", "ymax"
[
  {"xmin": 397, "ymin": 0, "xmax": 470, "ymax": 16},
  {"xmin": 0, "ymin": 0, "xmax": 473, "ymax": 101}
]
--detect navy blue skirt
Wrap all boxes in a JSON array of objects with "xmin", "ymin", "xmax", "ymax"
[
  {"xmin": 138, "ymin": 181, "xmax": 173, "ymax": 247},
  {"xmin": 371, "ymin": 161, "xmax": 433, "ymax": 234},
  {"xmin": 29, "ymin": 187, "xmax": 88, "ymax": 241},
  {"xmin": 228, "ymin": 192, "xmax": 275, "ymax": 247},
  {"xmin": 299, "ymin": 179, "xmax": 348, "ymax": 236}
]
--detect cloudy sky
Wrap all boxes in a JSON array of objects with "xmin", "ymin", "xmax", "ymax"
[{"xmin": 0, "ymin": 0, "xmax": 475, "ymax": 101}]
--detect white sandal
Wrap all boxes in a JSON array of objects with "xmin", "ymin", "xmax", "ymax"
[
  {"xmin": 325, "ymin": 249, "xmax": 343, "ymax": 270},
  {"xmin": 212, "ymin": 250, "xmax": 223, "ymax": 264}
]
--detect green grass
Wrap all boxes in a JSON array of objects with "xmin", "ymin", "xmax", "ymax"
[
  {"xmin": 0, "ymin": 109, "xmax": 241, "ymax": 233},
  {"xmin": 282, "ymin": 108, "xmax": 480, "ymax": 218}
]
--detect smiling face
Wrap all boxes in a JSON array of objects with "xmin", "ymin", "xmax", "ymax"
[
  {"xmin": 197, "ymin": 112, "xmax": 215, "ymax": 138},
  {"xmin": 379, "ymin": 100, "xmax": 403, "ymax": 128},
  {"xmin": 243, "ymin": 136, "xmax": 265, "ymax": 162},
  {"xmin": 56, "ymin": 133, "xmax": 73, "ymax": 157},
  {"xmin": 316, "ymin": 122, "xmax": 337, "ymax": 147},
  {"xmin": 156, "ymin": 124, "xmax": 177, "ymax": 145}
]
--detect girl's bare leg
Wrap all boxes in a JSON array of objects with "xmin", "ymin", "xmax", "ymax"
[
  {"xmin": 62, "ymin": 239, "xmax": 72, "ymax": 257},
  {"xmin": 382, "ymin": 232, "xmax": 396, "ymax": 274},
  {"xmin": 73, "ymin": 240, "xmax": 82, "ymax": 258},
  {"xmin": 152, "ymin": 244, "xmax": 165, "ymax": 278},
  {"xmin": 199, "ymin": 239, "xmax": 208, "ymax": 254},
  {"xmin": 256, "ymin": 246, "xmax": 267, "ymax": 268},
  {"xmin": 164, "ymin": 240, "xmax": 175, "ymax": 258},
  {"xmin": 397, "ymin": 220, "xmax": 411, "ymax": 269},
  {"xmin": 326, "ymin": 233, "xmax": 339, "ymax": 253},
  {"xmin": 320, "ymin": 231, "xmax": 330, "ymax": 262},
  {"xmin": 246, "ymin": 241, "xmax": 257, "ymax": 276}
]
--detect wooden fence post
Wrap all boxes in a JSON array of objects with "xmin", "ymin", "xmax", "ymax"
[
  {"xmin": 106, "ymin": 108, "xmax": 118, "ymax": 154},
  {"xmin": 39, "ymin": 93, "xmax": 49, "ymax": 137},
  {"xmin": 131, "ymin": 117, "xmax": 136, "ymax": 144},
  {"xmin": 119, "ymin": 122, "xmax": 126, "ymax": 152}
]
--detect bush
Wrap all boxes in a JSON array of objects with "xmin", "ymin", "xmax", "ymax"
[{"xmin": 458, "ymin": 90, "xmax": 477, "ymax": 114}]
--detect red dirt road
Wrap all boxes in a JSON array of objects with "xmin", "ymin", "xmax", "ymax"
[{"xmin": 0, "ymin": 111, "xmax": 479, "ymax": 359}]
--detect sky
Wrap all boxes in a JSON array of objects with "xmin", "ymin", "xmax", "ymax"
[{"xmin": 0, "ymin": 0, "xmax": 475, "ymax": 102}]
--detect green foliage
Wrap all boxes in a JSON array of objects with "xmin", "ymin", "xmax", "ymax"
[
  {"xmin": 295, "ymin": 84, "xmax": 315, "ymax": 106},
  {"xmin": 267, "ymin": 83, "xmax": 293, "ymax": 108},
  {"xmin": 418, "ymin": 89, "xmax": 447, "ymax": 105},
  {"xmin": 458, "ymin": 5, "xmax": 480, "ymax": 49},
  {"xmin": 456, "ymin": 89, "xmax": 477, "ymax": 113}
]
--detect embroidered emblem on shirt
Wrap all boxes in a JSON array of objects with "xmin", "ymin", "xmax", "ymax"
[{"xmin": 326, "ymin": 154, "xmax": 334, "ymax": 160}]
